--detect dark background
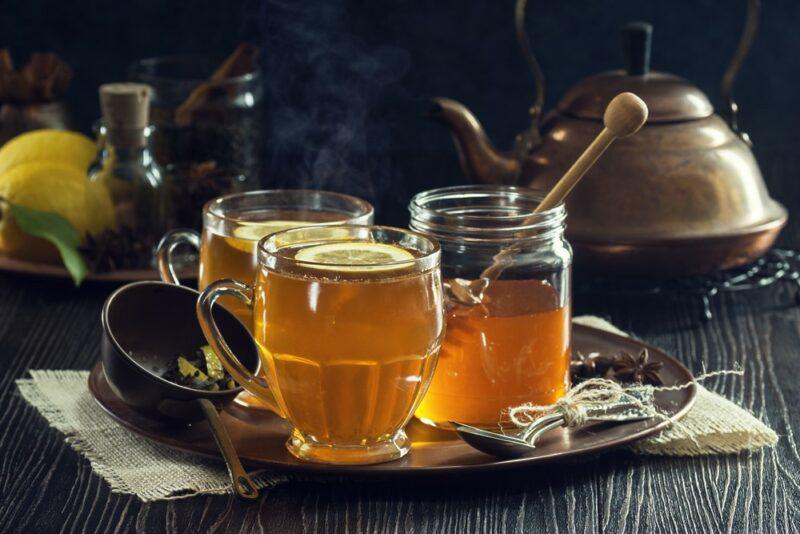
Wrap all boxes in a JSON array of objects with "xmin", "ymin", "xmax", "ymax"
[
  {"xmin": 2, "ymin": 4, "xmax": 800, "ymax": 531},
  {"xmin": 2, "ymin": 0, "xmax": 798, "ymax": 225}
]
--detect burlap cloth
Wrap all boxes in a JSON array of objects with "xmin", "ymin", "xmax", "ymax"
[{"xmin": 15, "ymin": 316, "xmax": 777, "ymax": 501}]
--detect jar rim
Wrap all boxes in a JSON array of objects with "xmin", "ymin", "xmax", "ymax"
[
  {"xmin": 128, "ymin": 55, "xmax": 260, "ymax": 88},
  {"xmin": 409, "ymin": 185, "xmax": 566, "ymax": 242}
]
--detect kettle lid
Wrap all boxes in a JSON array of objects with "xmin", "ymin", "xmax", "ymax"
[{"xmin": 557, "ymin": 22, "xmax": 714, "ymax": 123}]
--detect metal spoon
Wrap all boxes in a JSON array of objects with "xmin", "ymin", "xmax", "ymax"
[
  {"xmin": 452, "ymin": 407, "xmax": 653, "ymax": 459},
  {"xmin": 451, "ymin": 413, "xmax": 565, "ymax": 459}
]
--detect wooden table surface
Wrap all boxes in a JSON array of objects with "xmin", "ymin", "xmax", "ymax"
[{"xmin": 2, "ymin": 148, "xmax": 799, "ymax": 533}]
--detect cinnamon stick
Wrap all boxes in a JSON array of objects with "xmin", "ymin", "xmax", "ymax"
[
  {"xmin": 174, "ymin": 43, "xmax": 258, "ymax": 127},
  {"xmin": 0, "ymin": 50, "xmax": 72, "ymax": 104},
  {"xmin": 0, "ymin": 49, "xmax": 13, "ymax": 72}
]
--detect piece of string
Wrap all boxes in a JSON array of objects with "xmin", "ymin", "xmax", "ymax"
[
  {"xmin": 507, "ymin": 369, "xmax": 744, "ymax": 443},
  {"xmin": 508, "ymin": 378, "xmax": 654, "ymax": 428}
]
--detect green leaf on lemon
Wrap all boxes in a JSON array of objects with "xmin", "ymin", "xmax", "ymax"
[{"xmin": 9, "ymin": 202, "xmax": 88, "ymax": 286}]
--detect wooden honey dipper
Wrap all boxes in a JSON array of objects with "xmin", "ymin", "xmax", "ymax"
[{"xmin": 448, "ymin": 92, "xmax": 649, "ymax": 305}]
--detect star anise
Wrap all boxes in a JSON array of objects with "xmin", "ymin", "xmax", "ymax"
[
  {"xmin": 81, "ymin": 227, "xmax": 154, "ymax": 272},
  {"xmin": 570, "ymin": 352, "xmax": 616, "ymax": 380},
  {"xmin": 603, "ymin": 348, "xmax": 663, "ymax": 386}
]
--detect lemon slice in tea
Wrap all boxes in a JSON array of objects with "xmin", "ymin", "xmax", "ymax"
[
  {"xmin": 294, "ymin": 242, "xmax": 415, "ymax": 272},
  {"xmin": 234, "ymin": 220, "xmax": 311, "ymax": 241},
  {"xmin": 226, "ymin": 220, "xmax": 311, "ymax": 253}
]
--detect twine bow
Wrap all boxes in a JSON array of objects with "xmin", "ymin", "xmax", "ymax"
[{"xmin": 508, "ymin": 378, "xmax": 657, "ymax": 428}]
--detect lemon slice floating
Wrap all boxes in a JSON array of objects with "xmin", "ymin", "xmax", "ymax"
[
  {"xmin": 226, "ymin": 220, "xmax": 311, "ymax": 253},
  {"xmin": 294, "ymin": 242, "xmax": 415, "ymax": 272},
  {"xmin": 233, "ymin": 220, "xmax": 311, "ymax": 241}
]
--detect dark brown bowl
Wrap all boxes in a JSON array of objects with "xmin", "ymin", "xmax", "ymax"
[{"xmin": 100, "ymin": 281, "xmax": 260, "ymax": 421}]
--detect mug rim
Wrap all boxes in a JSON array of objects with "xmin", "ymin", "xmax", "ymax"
[
  {"xmin": 258, "ymin": 224, "xmax": 441, "ymax": 272},
  {"xmin": 202, "ymin": 189, "xmax": 375, "ymax": 228}
]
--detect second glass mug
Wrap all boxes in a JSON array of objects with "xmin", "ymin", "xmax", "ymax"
[
  {"xmin": 197, "ymin": 225, "xmax": 445, "ymax": 464},
  {"xmin": 157, "ymin": 190, "xmax": 374, "ymax": 409}
]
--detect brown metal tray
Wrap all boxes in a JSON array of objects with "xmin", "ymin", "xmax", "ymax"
[{"xmin": 88, "ymin": 324, "xmax": 696, "ymax": 477}]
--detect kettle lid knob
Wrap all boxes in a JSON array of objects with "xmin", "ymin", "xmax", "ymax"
[{"xmin": 622, "ymin": 22, "xmax": 653, "ymax": 76}]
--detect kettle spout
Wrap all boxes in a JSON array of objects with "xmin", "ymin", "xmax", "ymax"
[{"xmin": 428, "ymin": 98, "xmax": 521, "ymax": 185}]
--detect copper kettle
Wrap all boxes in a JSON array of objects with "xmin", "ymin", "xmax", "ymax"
[{"xmin": 430, "ymin": 0, "xmax": 787, "ymax": 276}]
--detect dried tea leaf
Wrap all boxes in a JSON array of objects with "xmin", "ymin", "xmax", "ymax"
[
  {"xmin": 200, "ymin": 345, "xmax": 224, "ymax": 381},
  {"xmin": 177, "ymin": 356, "xmax": 210, "ymax": 382}
]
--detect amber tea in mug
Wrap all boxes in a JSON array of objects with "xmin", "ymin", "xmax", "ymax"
[
  {"xmin": 158, "ymin": 190, "xmax": 374, "ymax": 411},
  {"xmin": 158, "ymin": 189, "xmax": 374, "ymax": 325},
  {"xmin": 198, "ymin": 225, "xmax": 445, "ymax": 464},
  {"xmin": 198, "ymin": 208, "xmax": 355, "ymax": 322}
]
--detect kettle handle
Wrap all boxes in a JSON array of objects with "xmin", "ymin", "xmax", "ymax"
[
  {"xmin": 513, "ymin": 0, "xmax": 545, "ymax": 158},
  {"xmin": 722, "ymin": 0, "xmax": 759, "ymax": 145},
  {"xmin": 514, "ymin": 0, "xmax": 759, "ymax": 146}
]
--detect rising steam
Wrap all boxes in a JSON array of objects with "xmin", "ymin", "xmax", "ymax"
[{"xmin": 259, "ymin": 1, "xmax": 411, "ymax": 213}]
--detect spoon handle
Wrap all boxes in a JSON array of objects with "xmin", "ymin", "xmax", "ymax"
[
  {"xmin": 477, "ymin": 93, "xmax": 648, "ymax": 283},
  {"xmin": 450, "ymin": 422, "xmax": 536, "ymax": 447},
  {"xmin": 523, "ymin": 416, "xmax": 567, "ymax": 447},
  {"xmin": 534, "ymin": 128, "xmax": 616, "ymax": 213},
  {"xmin": 519, "ymin": 412, "xmax": 564, "ymax": 442},
  {"xmin": 196, "ymin": 398, "xmax": 259, "ymax": 500}
]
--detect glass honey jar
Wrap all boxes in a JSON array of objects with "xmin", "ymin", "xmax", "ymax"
[{"xmin": 409, "ymin": 185, "xmax": 572, "ymax": 429}]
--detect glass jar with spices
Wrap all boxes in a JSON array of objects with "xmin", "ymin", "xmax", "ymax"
[
  {"xmin": 409, "ymin": 185, "xmax": 572, "ymax": 429},
  {"xmin": 88, "ymin": 83, "xmax": 170, "ymax": 258},
  {"xmin": 128, "ymin": 47, "xmax": 262, "ymax": 202}
]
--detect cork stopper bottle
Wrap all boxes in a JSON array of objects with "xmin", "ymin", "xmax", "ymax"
[
  {"xmin": 89, "ymin": 83, "xmax": 169, "ymax": 253},
  {"xmin": 99, "ymin": 83, "xmax": 151, "ymax": 147}
]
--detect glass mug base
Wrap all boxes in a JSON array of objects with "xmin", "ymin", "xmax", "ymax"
[
  {"xmin": 416, "ymin": 417, "xmax": 517, "ymax": 431},
  {"xmin": 233, "ymin": 390, "xmax": 272, "ymax": 410},
  {"xmin": 286, "ymin": 428, "xmax": 411, "ymax": 465},
  {"xmin": 415, "ymin": 417, "xmax": 458, "ymax": 430}
]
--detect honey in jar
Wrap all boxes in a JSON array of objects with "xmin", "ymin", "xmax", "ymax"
[
  {"xmin": 409, "ymin": 185, "xmax": 572, "ymax": 428},
  {"xmin": 415, "ymin": 279, "xmax": 570, "ymax": 427}
]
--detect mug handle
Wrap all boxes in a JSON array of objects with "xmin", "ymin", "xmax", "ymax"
[
  {"xmin": 196, "ymin": 278, "xmax": 282, "ymax": 414},
  {"xmin": 156, "ymin": 229, "xmax": 201, "ymax": 285}
]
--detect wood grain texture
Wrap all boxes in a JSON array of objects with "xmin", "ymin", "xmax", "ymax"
[{"xmin": 1, "ymin": 150, "xmax": 799, "ymax": 533}]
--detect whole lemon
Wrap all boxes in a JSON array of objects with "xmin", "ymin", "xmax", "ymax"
[
  {"xmin": 0, "ymin": 130, "xmax": 97, "ymax": 177},
  {"xmin": 0, "ymin": 162, "xmax": 115, "ymax": 263}
]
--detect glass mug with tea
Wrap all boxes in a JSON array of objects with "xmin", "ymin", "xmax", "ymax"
[
  {"xmin": 157, "ymin": 190, "xmax": 374, "ymax": 409},
  {"xmin": 197, "ymin": 225, "xmax": 445, "ymax": 464},
  {"xmin": 158, "ymin": 189, "xmax": 374, "ymax": 324}
]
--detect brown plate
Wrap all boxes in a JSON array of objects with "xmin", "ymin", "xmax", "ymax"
[
  {"xmin": 88, "ymin": 324, "xmax": 697, "ymax": 476},
  {"xmin": 0, "ymin": 254, "xmax": 196, "ymax": 283}
]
